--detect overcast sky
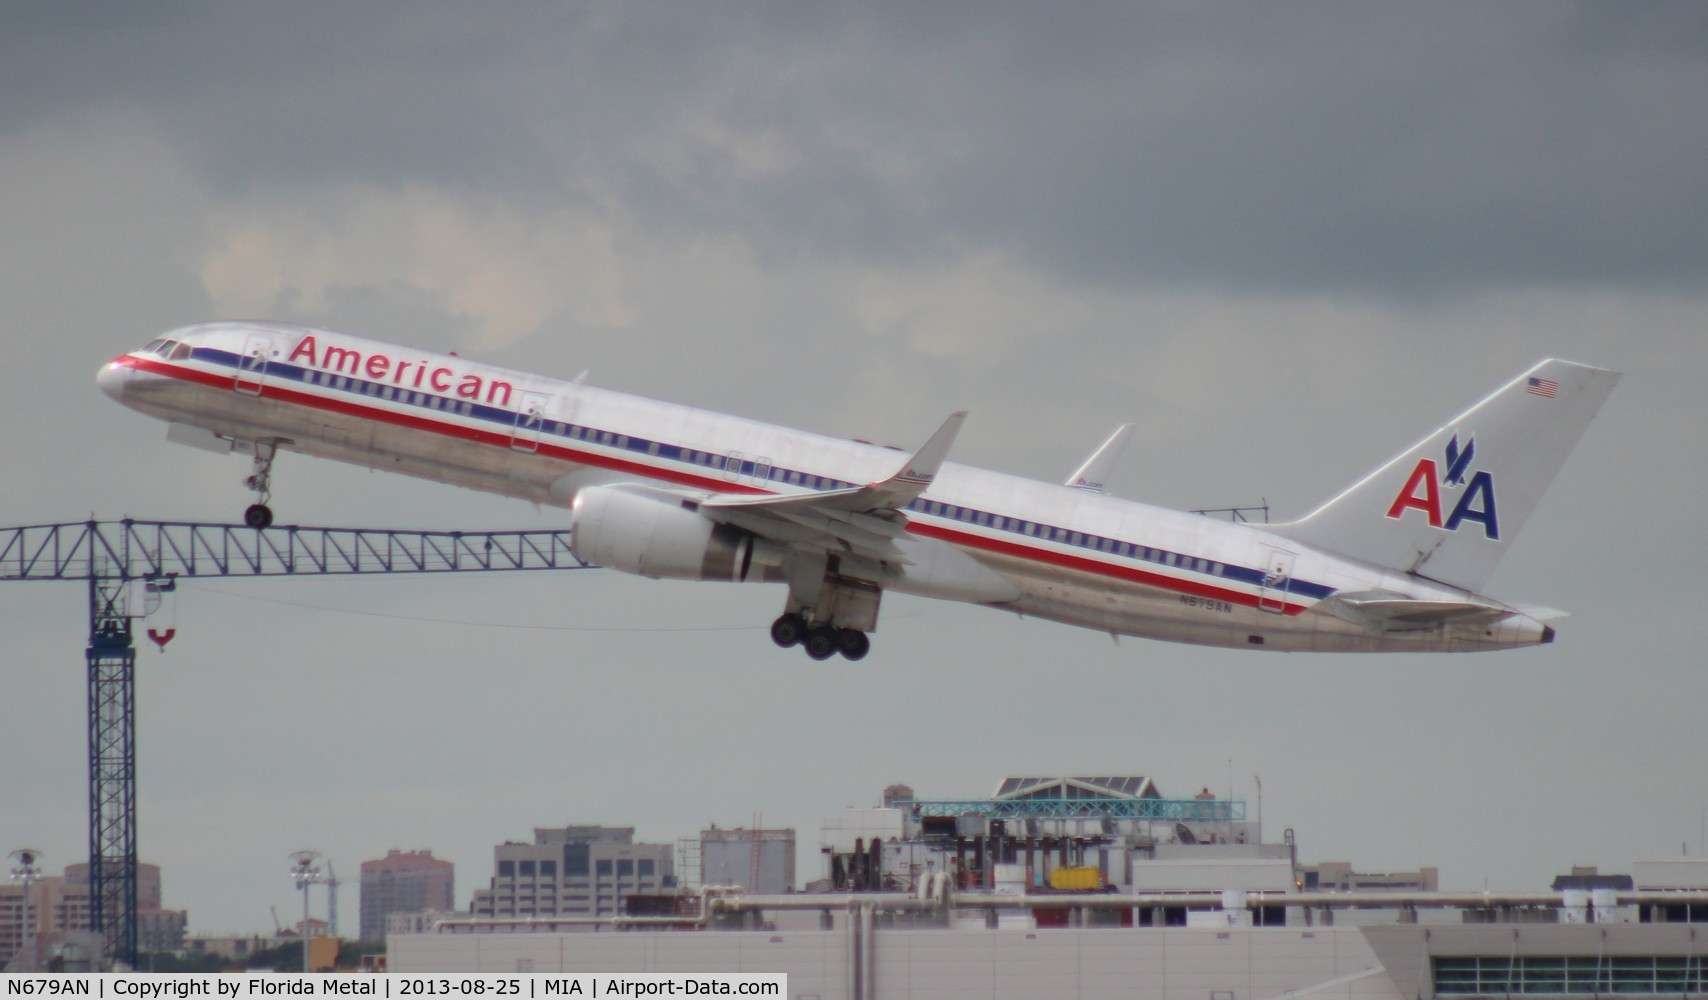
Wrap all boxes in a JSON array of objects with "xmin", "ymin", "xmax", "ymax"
[{"xmin": 3, "ymin": 2, "xmax": 1707, "ymax": 936}]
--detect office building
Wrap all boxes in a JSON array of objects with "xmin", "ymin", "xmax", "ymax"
[
  {"xmin": 470, "ymin": 826, "xmax": 674, "ymax": 920},
  {"xmin": 360, "ymin": 849, "xmax": 455, "ymax": 942}
]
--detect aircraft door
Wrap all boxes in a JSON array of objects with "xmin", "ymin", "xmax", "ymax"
[
  {"xmin": 510, "ymin": 391, "xmax": 550, "ymax": 453},
  {"xmin": 1258, "ymin": 547, "xmax": 1296, "ymax": 614},
  {"xmin": 235, "ymin": 332, "xmax": 273, "ymax": 396}
]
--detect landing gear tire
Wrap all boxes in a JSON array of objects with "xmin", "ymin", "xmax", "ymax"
[
  {"xmin": 244, "ymin": 503, "xmax": 274, "ymax": 529},
  {"xmin": 770, "ymin": 613, "xmax": 805, "ymax": 648},
  {"xmin": 804, "ymin": 626, "xmax": 838, "ymax": 661},
  {"xmin": 836, "ymin": 628, "xmax": 871, "ymax": 661}
]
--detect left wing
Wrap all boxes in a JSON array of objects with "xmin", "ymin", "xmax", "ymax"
[
  {"xmin": 697, "ymin": 411, "xmax": 967, "ymax": 563},
  {"xmin": 704, "ymin": 411, "xmax": 964, "ymax": 515}
]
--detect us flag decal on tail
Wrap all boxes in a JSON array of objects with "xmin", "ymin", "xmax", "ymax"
[{"xmin": 1526, "ymin": 377, "xmax": 1558, "ymax": 398}]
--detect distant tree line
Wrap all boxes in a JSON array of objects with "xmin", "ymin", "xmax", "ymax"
[{"xmin": 137, "ymin": 939, "xmax": 379, "ymax": 973}]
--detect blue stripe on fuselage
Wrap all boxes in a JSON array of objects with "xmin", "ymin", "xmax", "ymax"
[{"xmin": 186, "ymin": 346, "xmax": 1334, "ymax": 603}]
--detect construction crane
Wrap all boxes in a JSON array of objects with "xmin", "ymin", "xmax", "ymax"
[
  {"xmin": 325, "ymin": 860, "xmax": 339, "ymax": 940},
  {"xmin": 0, "ymin": 519, "xmax": 592, "ymax": 967}
]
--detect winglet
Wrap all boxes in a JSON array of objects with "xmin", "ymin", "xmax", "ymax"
[
  {"xmin": 865, "ymin": 410, "xmax": 966, "ymax": 509},
  {"xmin": 1065, "ymin": 423, "xmax": 1135, "ymax": 493},
  {"xmin": 891, "ymin": 411, "xmax": 966, "ymax": 486},
  {"xmin": 702, "ymin": 411, "xmax": 967, "ymax": 516}
]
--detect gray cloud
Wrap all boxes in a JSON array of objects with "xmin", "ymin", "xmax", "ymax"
[{"xmin": 11, "ymin": 3, "xmax": 1705, "ymax": 299}]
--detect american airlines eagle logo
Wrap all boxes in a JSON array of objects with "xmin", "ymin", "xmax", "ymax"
[{"xmin": 1385, "ymin": 433, "xmax": 1499, "ymax": 539}]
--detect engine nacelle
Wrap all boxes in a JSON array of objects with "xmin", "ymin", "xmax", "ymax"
[{"xmin": 570, "ymin": 484, "xmax": 767, "ymax": 582}]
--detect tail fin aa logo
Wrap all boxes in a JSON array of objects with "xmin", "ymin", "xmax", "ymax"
[{"xmin": 1385, "ymin": 433, "xmax": 1500, "ymax": 539}]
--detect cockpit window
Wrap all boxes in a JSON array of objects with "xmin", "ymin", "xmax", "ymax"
[{"xmin": 142, "ymin": 338, "xmax": 187, "ymax": 358}]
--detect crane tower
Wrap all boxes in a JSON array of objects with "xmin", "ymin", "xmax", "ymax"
[{"xmin": 2, "ymin": 518, "xmax": 590, "ymax": 966}]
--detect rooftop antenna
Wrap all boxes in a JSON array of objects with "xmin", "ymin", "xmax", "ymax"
[
  {"xmin": 749, "ymin": 812, "xmax": 763, "ymax": 894},
  {"xmin": 1254, "ymin": 775, "xmax": 1263, "ymax": 844}
]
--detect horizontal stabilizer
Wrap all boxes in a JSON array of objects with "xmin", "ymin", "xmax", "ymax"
[{"xmin": 1318, "ymin": 590, "xmax": 1514, "ymax": 629}]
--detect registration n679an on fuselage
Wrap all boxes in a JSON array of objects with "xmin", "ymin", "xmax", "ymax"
[{"xmin": 99, "ymin": 322, "xmax": 1618, "ymax": 660}]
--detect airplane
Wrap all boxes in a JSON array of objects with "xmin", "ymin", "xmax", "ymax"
[{"xmin": 98, "ymin": 321, "xmax": 1619, "ymax": 660}]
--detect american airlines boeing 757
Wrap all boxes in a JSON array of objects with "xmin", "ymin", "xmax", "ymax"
[{"xmin": 99, "ymin": 322, "xmax": 1618, "ymax": 660}]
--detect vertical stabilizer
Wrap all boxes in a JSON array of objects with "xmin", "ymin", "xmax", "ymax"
[{"xmin": 1274, "ymin": 359, "xmax": 1619, "ymax": 591}]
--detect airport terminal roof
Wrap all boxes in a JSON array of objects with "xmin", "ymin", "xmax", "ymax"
[{"xmin": 994, "ymin": 776, "xmax": 1161, "ymax": 801}]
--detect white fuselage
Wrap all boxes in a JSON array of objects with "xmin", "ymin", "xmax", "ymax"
[{"xmin": 99, "ymin": 322, "xmax": 1552, "ymax": 652}]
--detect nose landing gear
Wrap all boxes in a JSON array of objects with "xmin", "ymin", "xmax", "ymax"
[{"xmin": 241, "ymin": 440, "xmax": 279, "ymax": 529}]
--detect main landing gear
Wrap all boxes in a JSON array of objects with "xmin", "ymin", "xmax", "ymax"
[
  {"xmin": 771, "ymin": 613, "xmax": 871, "ymax": 661},
  {"xmin": 773, "ymin": 563, "xmax": 881, "ymax": 661},
  {"xmin": 242, "ymin": 440, "xmax": 278, "ymax": 529}
]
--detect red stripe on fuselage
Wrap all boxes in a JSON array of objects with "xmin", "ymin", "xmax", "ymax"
[
  {"xmin": 907, "ymin": 521, "xmax": 1306, "ymax": 616},
  {"xmin": 125, "ymin": 353, "xmax": 1307, "ymax": 615},
  {"xmin": 123, "ymin": 353, "xmax": 769, "ymax": 495}
]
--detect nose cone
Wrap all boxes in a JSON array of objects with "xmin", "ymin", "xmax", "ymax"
[{"xmin": 97, "ymin": 359, "xmax": 129, "ymax": 402}]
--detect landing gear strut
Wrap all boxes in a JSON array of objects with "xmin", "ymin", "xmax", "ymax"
[
  {"xmin": 242, "ymin": 441, "xmax": 277, "ymax": 529},
  {"xmin": 770, "ymin": 613, "xmax": 873, "ymax": 661},
  {"xmin": 773, "ymin": 561, "xmax": 880, "ymax": 661}
]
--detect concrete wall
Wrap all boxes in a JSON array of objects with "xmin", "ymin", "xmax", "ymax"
[
  {"xmin": 874, "ymin": 928, "xmax": 1394, "ymax": 1000},
  {"xmin": 391, "ymin": 926, "xmax": 1402, "ymax": 1000},
  {"xmin": 1128, "ymin": 859, "xmax": 1295, "ymax": 893},
  {"xmin": 392, "ymin": 930, "xmax": 847, "ymax": 996},
  {"xmin": 703, "ymin": 833, "xmax": 796, "ymax": 894}
]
